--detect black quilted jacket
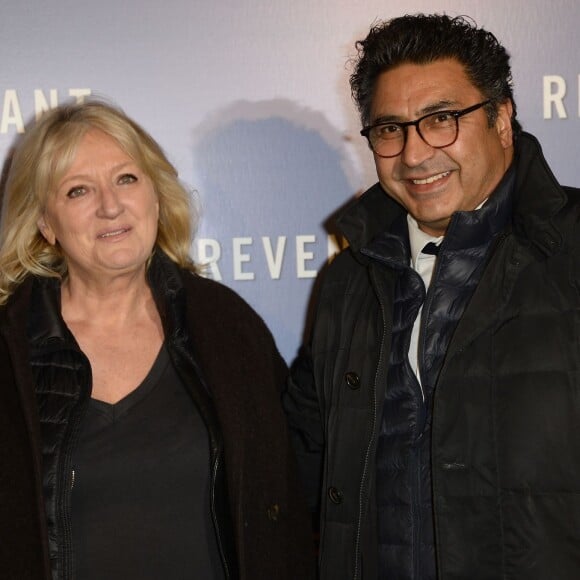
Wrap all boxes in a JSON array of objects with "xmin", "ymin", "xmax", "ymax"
[{"xmin": 284, "ymin": 132, "xmax": 580, "ymax": 579}]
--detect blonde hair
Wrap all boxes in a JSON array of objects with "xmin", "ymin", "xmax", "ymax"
[{"xmin": 0, "ymin": 99, "xmax": 198, "ymax": 304}]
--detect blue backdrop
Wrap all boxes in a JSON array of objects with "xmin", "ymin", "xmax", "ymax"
[{"xmin": 1, "ymin": 0, "xmax": 578, "ymax": 361}]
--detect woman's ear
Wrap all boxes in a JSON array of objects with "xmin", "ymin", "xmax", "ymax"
[{"xmin": 37, "ymin": 215, "xmax": 56, "ymax": 245}]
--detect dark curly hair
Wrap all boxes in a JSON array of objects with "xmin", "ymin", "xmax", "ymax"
[{"xmin": 350, "ymin": 14, "xmax": 521, "ymax": 133}]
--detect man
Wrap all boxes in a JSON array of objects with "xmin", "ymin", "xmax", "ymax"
[{"xmin": 284, "ymin": 14, "xmax": 580, "ymax": 580}]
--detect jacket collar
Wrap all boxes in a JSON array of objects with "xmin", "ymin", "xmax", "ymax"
[
  {"xmin": 146, "ymin": 249, "xmax": 188, "ymax": 346},
  {"xmin": 25, "ymin": 249, "xmax": 187, "ymax": 348},
  {"xmin": 27, "ymin": 276, "xmax": 73, "ymax": 347},
  {"xmin": 360, "ymin": 167, "xmax": 514, "ymax": 269},
  {"xmin": 337, "ymin": 131, "xmax": 567, "ymax": 259},
  {"xmin": 337, "ymin": 183, "xmax": 404, "ymax": 254},
  {"xmin": 511, "ymin": 132, "xmax": 567, "ymax": 256},
  {"xmin": 441, "ymin": 164, "xmax": 514, "ymax": 253}
]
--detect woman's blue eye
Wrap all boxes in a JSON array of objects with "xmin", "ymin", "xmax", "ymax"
[
  {"xmin": 118, "ymin": 173, "xmax": 137, "ymax": 185},
  {"xmin": 67, "ymin": 186, "xmax": 86, "ymax": 198}
]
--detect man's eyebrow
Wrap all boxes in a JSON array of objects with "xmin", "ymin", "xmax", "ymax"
[
  {"xmin": 419, "ymin": 99, "xmax": 459, "ymax": 115},
  {"xmin": 370, "ymin": 99, "xmax": 460, "ymax": 125}
]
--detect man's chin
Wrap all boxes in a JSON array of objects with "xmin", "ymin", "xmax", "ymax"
[{"xmin": 413, "ymin": 214, "xmax": 452, "ymax": 237}]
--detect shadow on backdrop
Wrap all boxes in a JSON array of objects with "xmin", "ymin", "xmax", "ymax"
[{"xmin": 191, "ymin": 99, "xmax": 359, "ymax": 361}]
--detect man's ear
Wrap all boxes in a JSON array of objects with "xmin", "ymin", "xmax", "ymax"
[
  {"xmin": 495, "ymin": 99, "xmax": 514, "ymax": 149},
  {"xmin": 37, "ymin": 215, "xmax": 56, "ymax": 245}
]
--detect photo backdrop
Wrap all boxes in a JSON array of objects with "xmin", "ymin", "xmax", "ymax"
[{"xmin": 1, "ymin": 0, "xmax": 578, "ymax": 362}]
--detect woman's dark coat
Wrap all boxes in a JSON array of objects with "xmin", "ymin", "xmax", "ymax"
[{"xmin": 0, "ymin": 252, "xmax": 314, "ymax": 579}]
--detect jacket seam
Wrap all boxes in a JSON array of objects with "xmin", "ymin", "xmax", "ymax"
[
  {"xmin": 352, "ymin": 265, "xmax": 387, "ymax": 580},
  {"xmin": 490, "ymin": 329, "xmax": 507, "ymax": 578}
]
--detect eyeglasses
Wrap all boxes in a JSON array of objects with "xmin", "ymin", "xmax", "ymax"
[{"xmin": 360, "ymin": 100, "xmax": 492, "ymax": 158}]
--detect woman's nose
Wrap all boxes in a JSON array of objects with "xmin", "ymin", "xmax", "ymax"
[{"xmin": 96, "ymin": 185, "xmax": 123, "ymax": 218}]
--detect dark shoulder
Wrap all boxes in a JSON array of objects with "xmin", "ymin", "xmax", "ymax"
[
  {"xmin": 179, "ymin": 270, "xmax": 274, "ymax": 335},
  {"xmin": 318, "ymin": 245, "xmax": 369, "ymax": 292},
  {"xmin": 181, "ymin": 271, "xmax": 254, "ymax": 309},
  {"xmin": 556, "ymin": 185, "xmax": 580, "ymax": 234},
  {"xmin": 544, "ymin": 186, "xmax": 580, "ymax": 270},
  {"xmin": 0, "ymin": 276, "xmax": 33, "ymax": 328},
  {"xmin": 562, "ymin": 185, "xmax": 580, "ymax": 209},
  {"xmin": 178, "ymin": 271, "xmax": 287, "ymax": 377}
]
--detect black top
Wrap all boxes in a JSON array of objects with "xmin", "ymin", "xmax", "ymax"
[{"xmin": 71, "ymin": 344, "xmax": 224, "ymax": 579}]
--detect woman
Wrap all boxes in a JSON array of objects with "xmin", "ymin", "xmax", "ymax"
[{"xmin": 0, "ymin": 100, "xmax": 314, "ymax": 579}]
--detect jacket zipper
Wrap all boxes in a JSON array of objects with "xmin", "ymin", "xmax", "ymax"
[
  {"xmin": 352, "ymin": 267, "xmax": 388, "ymax": 580},
  {"xmin": 412, "ymin": 245, "xmax": 443, "ymax": 579},
  {"xmin": 58, "ymin": 351, "xmax": 91, "ymax": 580},
  {"xmin": 411, "ymin": 445, "xmax": 422, "ymax": 580},
  {"xmin": 169, "ymin": 343, "xmax": 233, "ymax": 579},
  {"xmin": 210, "ymin": 452, "xmax": 230, "ymax": 580}
]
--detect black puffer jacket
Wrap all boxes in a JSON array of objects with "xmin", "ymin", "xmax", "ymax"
[
  {"xmin": 0, "ymin": 251, "xmax": 315, "ymax": 580},
  {"xmin": 284, "ymin": 132, "xmax": 580, "ymax": 579}
]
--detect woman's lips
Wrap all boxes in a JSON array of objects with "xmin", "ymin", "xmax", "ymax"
[{"xmin": 97, "ymin": 227, "xmax": 130, "ymax": 239}]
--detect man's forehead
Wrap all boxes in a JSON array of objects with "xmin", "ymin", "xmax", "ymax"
[
  {"xmin": 369, "ymin": 58, "xmax": 481, "ymax": 121},
  {"xmin": 372, "ymin": 99, "xmax": 463, "ymax": 124}
]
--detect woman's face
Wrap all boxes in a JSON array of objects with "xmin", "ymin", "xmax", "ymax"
[{"xmin": 38, "ymin": 128, "xmax": 159, "ymax": 283}]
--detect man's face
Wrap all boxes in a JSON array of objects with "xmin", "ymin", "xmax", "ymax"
[{"xmin": 369, "ymin": 58, "xmax": 514, "ymax": 236}]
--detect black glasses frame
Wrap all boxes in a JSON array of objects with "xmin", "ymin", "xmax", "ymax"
[{"xmin": 360, "ymin": 99, "xmax": 492, "ymax": 158}]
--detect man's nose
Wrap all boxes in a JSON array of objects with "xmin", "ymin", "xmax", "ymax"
[{"xmin": 399, "ymin": 125, "xmax": 435, "ymax": 167}]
